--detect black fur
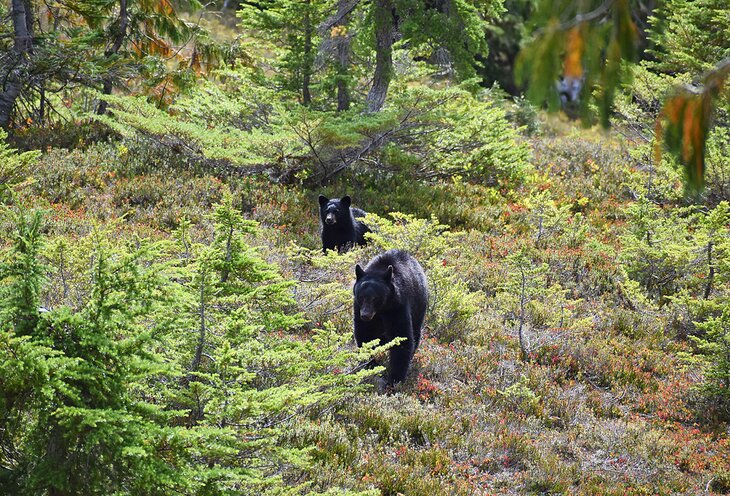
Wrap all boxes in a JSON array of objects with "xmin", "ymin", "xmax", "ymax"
[
  {"xmin": 353, "ymin": 249, "xmax": 428, "ymax": 385},
  {"xmin": 319, "ymin": 195, "xmax": 370, "ymax": 253}
]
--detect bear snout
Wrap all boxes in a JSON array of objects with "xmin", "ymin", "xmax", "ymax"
[
  {"xmin": 325, "ymin": 213, "xmax": 337, "ymax": 224},
  {"xmin": 359, "ymin": 309, "xmax": 375, "ymax": 321}
]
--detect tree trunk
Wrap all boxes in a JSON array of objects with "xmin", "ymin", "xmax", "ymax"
[
  {"xmin": 191, "ymin": 273, "xmax": 207, "ymax": 374},
  {"xmin": 302, "ymin": 0, "xmax": 313, "ymax": 105},
  {"xmin": 45, "ymin": 424, "xmax": 69, "ymax": 496},
  {"xmin": 518, "ymin": 266, "xmax": 529, "ymax": 362},
  {"xmin": 704, "ymin": 241, "xmax": 714, "ymax": 299},
  {"xmin": 96, "ymin": 0, "xmax": 128, "ymax": 115},
  {"xmin": 0, "ymin": 0, "xmax": 34, "ymax": 129},
  {"xmin": 335, "ymin": 0, "xmax": 350, "ymax": 111},
  {"xmin": 0, "ymin": 80, "xmax": 23, "ymax": 130},
  {"xmin": 365, "ymin": 0, "xmax": 394, "ymax": 113}
]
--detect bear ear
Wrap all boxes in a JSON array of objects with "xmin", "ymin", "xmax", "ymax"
[
  {"xmin": 385, "ymin": 265, "xmax": 393, "ymax": 282},
  {"xmin": 340, "ymin": 195, "xmax": 351, "ymax": 208},
  {"xmin": 355, "ymin": 264, "xmax": 365, "ymax": 280},
  {"xmin": 318, "ymin": 195, "xmax": 329, "ymax": 206}
]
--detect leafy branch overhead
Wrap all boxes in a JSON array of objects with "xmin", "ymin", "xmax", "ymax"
[
  {"xmin": 516, "ymin": 0, "xmax": 639, "ymax": 125},
  {"xmin": 517, "ymin": 0, "xmax": 729, "ymax": 192},
  {"xmin": 656, "ymin": 57, "xmax": 730, "ymax": 192}
]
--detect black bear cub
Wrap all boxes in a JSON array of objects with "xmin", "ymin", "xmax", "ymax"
[
  {"xmin": 319, "ymin": 195, "xmax": 369, "ymax": 253},
  {"xmin": 353, "ymin": 249, "xmax": 428, "ymax": 385}
]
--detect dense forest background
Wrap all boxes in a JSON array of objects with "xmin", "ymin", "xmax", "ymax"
[{"xmin": 1, "ymin": 0, "xmax": 730, "ymax": 494}]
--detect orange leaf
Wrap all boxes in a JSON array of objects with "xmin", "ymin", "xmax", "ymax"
[
  {"xmin": 153, "ymin": 0, "xmax": 175, "ymax": 16},
  {"xmin": 681, "ymin": 99, "xmax": 696, "ymax": 164},
  {"xmin": 563, "ymin": 26, "xmax": 584, "ymax": 78}
]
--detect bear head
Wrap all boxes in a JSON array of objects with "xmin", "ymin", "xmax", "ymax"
[
  {"xmin": 354, "ymin": 264, "xmax": 393, "ymax": 321},
  {"xmin": 319, "ymin": 195, "xmax": 352, "ymax": 226}
]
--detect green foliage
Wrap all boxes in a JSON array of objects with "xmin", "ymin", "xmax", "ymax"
[
  {"xmin": 238, "ymin": 0, "xmax": 325, "ymax": 103},
  {"xmin": 687, "ymin": 307, "xmax": 730, "ymax": 420},
  {"xmin": 621, "ymin": 199, "xmax": 730, "ymax": 303},
  {"xmin": 497, "ymin": 374, "xmax": 541, "ymax": 415},
  {"xmin": 646, "ymin": 0, "xmax": 730, "ymax": 75},
  {"xmin": 498, "ymin": 248, "xmax": 555, "ymax": 360},
  {"xmin": 620, "ymin": 199, "xmax": 697, "ymax": 301},
  {"xmin": 661, "ymin": 203, "xmax": 730, "ymax": 419},
  {"xmin": 0, "ymin": 130, "xmax": 40, "ymax": 201},
  {"xmin": 0, "ymin": 195, "xmax": 385, "ymax": 495},
  {"xmin": 392, "ymin": 84, "xmax": 532, "ymax": 184},
  {"xmin": 392, "ymin": 0, "xmax": 505, "ymax": 80},
  {"xmin": 94, "ymin": 74, "xmax": 531, "ymax": 186},
  {"xmin": 0, "ymin": 207, "xmax": 185, "ymax": 495}
]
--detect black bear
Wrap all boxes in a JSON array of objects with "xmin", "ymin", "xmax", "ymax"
[
  {"xmin": 319, "ymin": 195, "xmax": 369, "ymax": 253},
  {"xmin": 353, "ymin": 249, "xmax": 428, "ymax": 385}
]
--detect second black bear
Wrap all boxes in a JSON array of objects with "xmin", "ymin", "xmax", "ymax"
[
  {"xmin": 319, "ymin": 195, "xmax": 369, "ymax": 253},
  {"xmin": 353, "ymin": 249, "xmax": 428, "ymax": 385}
]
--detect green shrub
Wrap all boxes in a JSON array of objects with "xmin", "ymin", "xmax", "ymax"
[
  {"xmin": 93, "ymin": 73, "xmax": 532, "ymax": 188},
  {"xmin": 0, "ymin": 129, "xmax": 40, "ymax": 202},
  {"xmin": 683, "ymin": 306, "xmax": 730, "ymax": 421}
]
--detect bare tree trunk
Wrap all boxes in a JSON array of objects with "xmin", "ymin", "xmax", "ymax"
[
  {"xmin": 96, "ymin": 0, "xmax": 128, "ymax": 115},
  {"xmin": 23, "ymin": 0, "xmax": 34, "ymax": 38},
  {"xmin": 365, "ymin": 0, "xmax": 394, "ymax": 113},
  {"xmin": 336, "ymin": 52, "xmax": 350, "ymax": 111},
  {"xmin": 518, "ymin": 266, "xmax": 529, "ymax": 361},
  {"xmin": 0, "ymin": 0, "xmax": 34, "ymax": 128},
  {"xmin": 220, "ymin": 225, "xmax": 233, "ymax": 283},
  {"xmin": 704, "ymin": 241, "xmax": 714, "ymax": 299},
  {"xmin": 45, "ymin": 425, "xmax": 69, "ymax": 496},
  {"xmin": 0, "ymin": 79, "xmax": 23, "ymax": 129},
  {"xmin": 302, "ymin": 0, "xmax": 313, "ymax": 105},
  {"xmin": 335, "ymin": 0, "xmax": 350, "ymax": 111},
  {"xmin": 191, "ymin": 273, "xmax": 207, "ymax": 374}
]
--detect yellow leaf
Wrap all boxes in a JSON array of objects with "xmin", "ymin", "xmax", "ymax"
[{"xmin": 563, "ymin": 26, "xmax": 583, "ymax": 78}]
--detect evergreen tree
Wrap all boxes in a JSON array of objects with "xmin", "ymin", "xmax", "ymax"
[
  {"xmin": 687, "ymin": 307, "xmax": 730, "ymax": 422},
  {"xmin": 0, "ymin": 0, "xmax": 216, "ymax": 127},
  {"xmin": 239, "ymin": 0, "xmax": 327, "ymax": 105},
  {"xmin": 320, "ymin": 0, "xmax": 355, "ymax": 111},
  {"xmin": 647, "ymin": 0, "xmax": 730, "ymax": 75},
  {"xmin": 169, "ymin": 193, "xmax": 380, "ymax": 493},
  {"xmin": 0, "ymin": 0, "xmax": 34, "ymax": 128},
  {"xmin": 365, "ymin": 0, "xmax": 503, "ymax": 112},
  {"xmin": 0, "ymin": 210, "xmax": 188, "ymax": 495}
]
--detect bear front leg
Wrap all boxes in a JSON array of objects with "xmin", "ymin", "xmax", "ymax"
[
  {"xmin": 354, "ymin": 317, "xmax": 381, "ymax": 370},
  {"xmin": 387, "ymin": 341, "xmax": 414, "ymax": 385},
  {"xmin": 386, "ymin": 313, "xmax": 415, "ymax": 385}
]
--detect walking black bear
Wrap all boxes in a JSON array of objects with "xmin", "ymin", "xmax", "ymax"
[
  {"xmin": 353, "ymin": 249, "xmax": 428, "ymax": 385},
  {"xmin": 319, "ymin": 195, "xmax": 369, "ymax": 253}
]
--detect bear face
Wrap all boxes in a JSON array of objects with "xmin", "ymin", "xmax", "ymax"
[
  {"xmin": 354, "ymin": 264, "xmax": 394, "ymax": 321},
  {"xmin": 319, "ymin": 194, "xmax": 369, "ymax": 254},
  {"xmin": 319, "ymin": 195, "xmax": 352, "ymax": 226}
]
